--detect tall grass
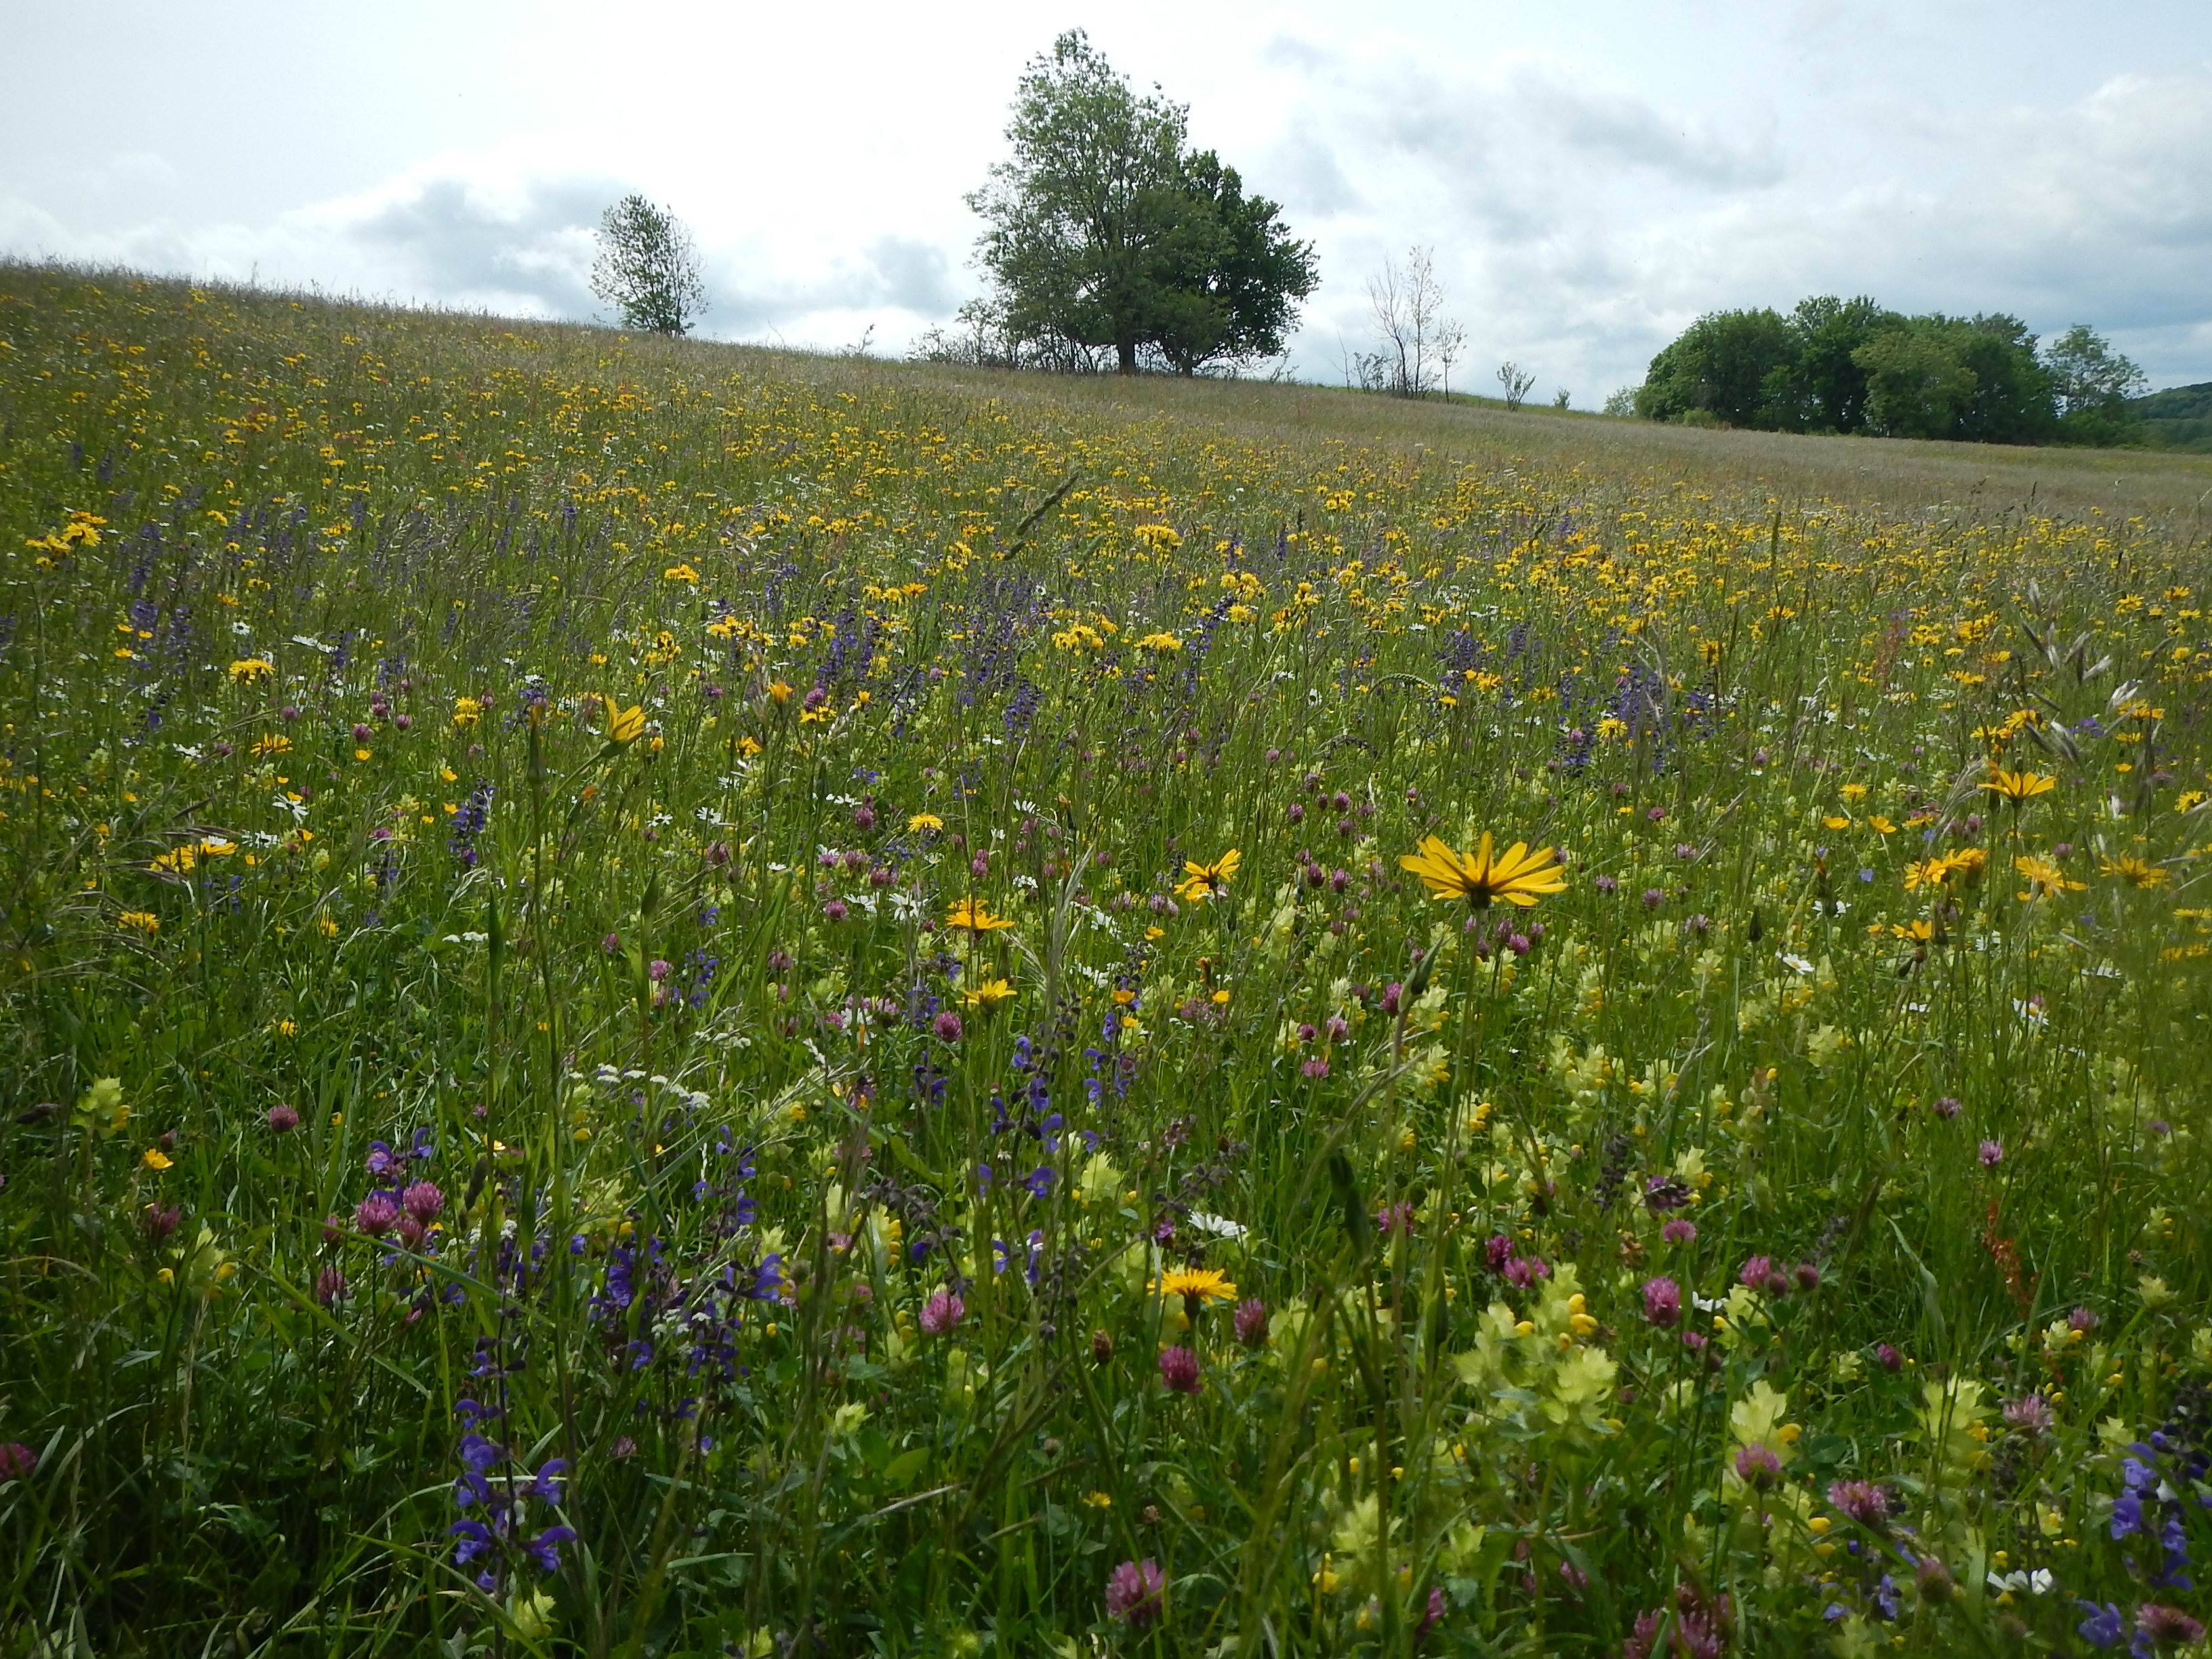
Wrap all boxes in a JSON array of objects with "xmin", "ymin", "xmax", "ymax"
[{"xmin": 3, "ymin": 265, "xmax": 2211, "ymax": 1656}]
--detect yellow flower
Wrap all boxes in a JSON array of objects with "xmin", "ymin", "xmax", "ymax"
[
  {"xmin": 1867, "ymin": 815, "xmax": 1896, "ymax": 834},
  {"xmin": 1174, "ymin": 848, "xmax": 1241, "ymax": 902},
  {"xmin": 945, "ymin": 897, "xmax": 1013, "ymax": 934},
  {"xmin": 1155, "ymin": 1267, "xmax": 1239, "ymax": 1305},
  {"xmin": 963, "ymin": 977, "xmax": 1017, "ymax": 1012},
  {"xmin": 142, "ymin": 1147, "xmax": 172, "ymax": 1170},
  {"xmin": 2014, "ymin": 853, "xmax": 2085, "ymax": 900},
  {"xmin": 1400, "ymin": 833, "xmax": 1566, "ymax": 909},
  {"xmin": 118, "ymin": 910, "xmax": 159, "ymax": 934},
  {"xmin": 228, "ymin": 657, "xmax": 274, "ymax": 682},
  {"xmin": 602, "ymin": 697, "xmax": 647, "ymax": 746},
  {"xmin": 663, "ymin": 562, "xmax": 699, "ymax": 583},
  {"xmin": 1890, "ymin": 918, "xmax": 1934, "ymax": 941},
  {"xmin": 907, "ymin": 812, "xmax": 945, "ymax": 832},
  {"xmin": 1134, "ymin": 631, "xmax": 1183, "ymax": 653},
  {"xmin": 2102, "ymin": 854, "xmax": 2168, "ymax": 888},
  {"xmin": 249, "ymin": 733, "xmax": 293, "ymax": 757},
  {"xmin": 767, "ymin": 680, "xmax": 794, "ymax": 705},
  {"xmin": 1822, "ymin": 815, "xmax": 1851, "ymax": 831},
  {"xmin": 1983, "ymin": 769, "xmax": 2055, "ymax": 803},
  {"xmin": 451, "ymin": 696, "xmax": 482, "ymax": 727}
]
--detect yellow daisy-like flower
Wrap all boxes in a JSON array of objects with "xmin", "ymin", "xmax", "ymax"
[
  {"xmin": 1983, "ymin": 769, "xmax": 2055, "ymax": 803},
  {"xmin": 1174, "ymin": 848, "xmax": 1240, "ymax": 903},
  {"xmin": 1399, "ymin": 833, "xmax": 1566, "ymax": 909},
  {"xmin": 907, "ymin": 812, "xmax": 945, "ymax": 833},
  {"xmin": 451, "ymin": 696, "xmax": 482, "ymax": 727},
  {"xmin": 118, "ymin": 910, "xmax": 160, "ymax": 935},
  {"xmin": 1135, "ymin": 632, "xmax": 1183, "ymax": 653},
  {"xmin": 2101, "ymin": 854, "xmax": 2168, "ymax": 888},
  {"xmin": 963, "ymin": 977, "xmax": 1017, "ymax": 1012},
  {"xmin": 945, "ymin": 897, "xmax": 1013, "ymax": 934},
  {"xmin": 1155, "ymin": 1267, "xmax": 1239, "ymax": 1305},
  {"xmin": 602, "ymin": 697, "xmax": 647, "ymax": 746},
  {"xmin": 228, "ymin": 657, "xmax": 274, "ymax": 682},
  {"xmin": 2014, "ymin": 854, "xmax": 2086, "ymax": 900},
  {"xmin": 767, "ymin": 680, "xmax": 794, "ymax": 705},
  {"xmin": 663, "ymin": 562, "xmax": 699, "ymax": 583},
  {"xmin": 142, "ymin": 1147, "xmax": 173, "ymax": 1171},
  {"xmin": 1889, "ymin": 918, "xmax": 1934, "ymax": 941},
  {"xmin": 249, "ymin": 733, "xmax": 293, "ymax": 757}
]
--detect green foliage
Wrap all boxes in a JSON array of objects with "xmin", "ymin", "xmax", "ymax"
[
  {"xmin": 3, "ymin": 266, "xmax": 2212, "ymax": 1656},
  {"xmin": 2128, "ymin": 380, "xmax": 2212, "ymax": 453},
  {"xmin": 1632, "ymin": 307, "xmax": 1796, "ymax": 427},
  {"xmin": 965, "ymin": 31, "xmax": 1317, "ymax": 375},
  {"xmin": 1633, "ymin": 300, "xmax": 2153, "ymax": 448},
  {"xmin": 589, "ymin": 194, "xmax": 708, "ymax": 337}
]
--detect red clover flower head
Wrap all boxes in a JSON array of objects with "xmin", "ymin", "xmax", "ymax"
[
  {"xmin": 354, "ymin": 1193, "xmax": 400, "ymax": 1237},
  {"xmin": 1641, "ymin": 1276, "xmax": 1681, "ymax": 1327},
  {"xmin": 919, "ymin": 1288, "xmax": 964, "ymax": 1336},
  {"xmin": 1233, "ymin": 1298, "xmax": 1269, "ymax": 1348},
  {"xmin": 1105, "ymin": 1558, "xmax": 1166, "ymax": 1627},
  {"xmin": 1158, "ymin": 1345, "xmax": 1203, "ymax": 1394},
  {"xmin": 267, "ymin": 1104, "xmax": 300, "ymax": 1134},
  {"xmin": 1827, "ymin": 1479, "xmax": 1889, "ymax": 1529}
]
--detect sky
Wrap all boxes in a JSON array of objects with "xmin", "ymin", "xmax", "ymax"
[{"xmin": 5, "ymin": 1, "xmax": 2210, "ymax": 401}]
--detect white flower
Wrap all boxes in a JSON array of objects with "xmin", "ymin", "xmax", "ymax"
[{"xmin": 1187, "ymin": 1211, "xmax": 1248, "ymax": 1241}]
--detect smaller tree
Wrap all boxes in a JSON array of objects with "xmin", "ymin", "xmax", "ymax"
[
  {"xmin": 1359, "ymin": 247, "xmax": 1463, "ymax": 397},
  {"xmin": 1495, "ymin": 363, "xmax": 1535, "ymax": 410},
  {"xmin": 590, "ymin": 196, "xmax": 708, "ymax": 337},
  {"xmin": 2044, "ymin": 325, "xmax": 2146, "ymax": 447}
]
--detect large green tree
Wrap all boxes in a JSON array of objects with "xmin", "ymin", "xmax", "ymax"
[
  {"xmin": 1632, "ymin": 308, "xmax": 1797, "ymax": 426},
  {"xmin": 2044, "ymin": 323, "xmax": 2148, "ymax": 446},
  {"xmin": 1854, "ymin": 314, "xmax": 2053, "ymax": 444},
  {"xmin": 966, "ymin": 32, "xmax": 1317, "ymax": 374}
]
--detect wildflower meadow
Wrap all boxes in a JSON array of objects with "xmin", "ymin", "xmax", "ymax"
[{"xmin": 5, "ymin": 266, "xmax": 2212, "ymax": 1657}]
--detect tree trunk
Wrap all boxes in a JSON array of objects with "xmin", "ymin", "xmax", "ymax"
[{"xmin": 1118, "ymin": 337, "xmax": 1137, "ymax": 375}]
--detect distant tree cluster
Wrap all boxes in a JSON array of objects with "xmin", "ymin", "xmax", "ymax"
[
  {"xmin": 926, "ymin": 31, "xmax": 1318, "ymax": 375},
  {"xmin": 1631, "ymin": 298, "xmax": 2146, "ymax": 447}
]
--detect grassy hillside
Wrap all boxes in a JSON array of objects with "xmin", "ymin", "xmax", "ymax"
[
  {"xmin": 2132, "ymin": 382, "xmax": 2212, "ymax": 455},
  {"xmin": 3, "ymin": 264, "xmax": 2212, "ymax": 1656}
]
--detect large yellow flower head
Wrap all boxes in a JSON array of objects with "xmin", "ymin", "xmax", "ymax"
[
  {"xmin": 1155, "ymin": 1267, "xmax": 1238, "ymax": 1305},
  {"xmin": 946, "ymin": 897, "xmax": 1013, "ymax": 935},
  {"xmin": 1174, "ymin": 848, "xmax": 1240, "ymax": 903},
  {"xmin": 1983, "ymin": 769, "xmax": 2056, "ymax": 804},
  {"xmin": 1400, "ymin": 834, "xmax": 1566, "ymax": 909}
]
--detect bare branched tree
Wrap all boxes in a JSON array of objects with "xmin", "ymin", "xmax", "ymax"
[
  {"xmin": 1496, "ymin": 361, "xmax": 1536, "ymax": 410},
  {"xmin": 1358, "ymin": 247, "xmax": 1465, "ymax": 398}
]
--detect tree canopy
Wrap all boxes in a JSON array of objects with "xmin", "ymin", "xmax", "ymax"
[
  {"xmin": 963, "ymin": 32, "xmax": 1318, "ymax": 375},
  {"xmin": 589, "ymin": 197, "xmax": 708, "ymax": 338},
  {"xmin": 1633, "ymin": 297, "xmax": 2143, "ymax": 447}
]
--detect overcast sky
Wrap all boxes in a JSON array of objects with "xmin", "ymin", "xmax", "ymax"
[{"xmin": 5, "ymin": 1, "xmax": 2209, "ymax": 401}]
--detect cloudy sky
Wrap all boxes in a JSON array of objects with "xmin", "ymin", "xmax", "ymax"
[{"xmin": 6, "ymin": 1, "xmax": 2209, "ymax": 401}]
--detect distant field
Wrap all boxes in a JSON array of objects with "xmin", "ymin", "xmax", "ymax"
[{"xmin": 3, "ymin": 265, "xmax": 2211, "ymax": 1657}]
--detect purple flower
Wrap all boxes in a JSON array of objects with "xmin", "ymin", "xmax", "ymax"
[
  {"xmin": 1105, "ymin": 1558, "xmax": 1166, "ymax": 1627},
  {"xmin": 1660, "ymin": 1218, "xmax": 1698, "ymax": 1245},
  {"xmin": 402, "ymin": 1180, "xmax": 444, "ymax": 1225},
  {"xmin": 1978, "ymin": 1139, "xmax": 2003, "ymax": 1166},
  {"xmin": 933, "ymin": 1010, "xmax": 963, "ymax": 1042},
  {"xmin": 523, "ymin": 1524, "xmax": 575, "ymax": 1574},
  {"xmin": 448, "ymin": 1519, "xmax": 493, "ymax": 1565},
  {"xmin": 1734, "ymin": 1443, "xmax": 1782, "ymax": 1490},
  {"xmin": 531, "ymin": 1459, "xmax": 568, "ymax": 1502},
  {"xmin": 1502, "ymin": 1254, "xmax": 1550, "ymax": 1289},
  {"xmin": 2138, "ymin": 1605, "xmax": 2207, "ymax": 1648},
  {"xmin": 1416, "ymin": 1584, "xmax": 1447, "ymax": 1639},
  {"xmin": 1483, "ymin": 1234, "xmax": 1514, "ymax": 1273},
  {"xmin": 1641, "ymin": 1276, "xmax": 1681, "ymax": 1327},
  {"xmin": 0, "ymin": 1441, "xmax": 36, "ymax": 1483},
  {"xmin": 1827, "ymin": 1480, "xmax": 1889, "ymax": 1530},
  {"xmin": 354, "ymin": 1193, "xmax": 400, "ymax": 1237},
  {"xmin": 2076, "ymin": 1602, "xmax": 2125, "ymax": 1648},
  {"xmin": 314, "ymin": 1265, "xmax": 348, "ymax": 1305},
  {"xmin": 1233, "ymin": 1298, "xmax": 1269, "ymax": 1349},
  {"xmin": 2002, "ymin": 1393, "xmax": 2054, "ymax": 1434},
  {"xmin": 920, "ymin": 1288, "xmax": 964, "ymax": 1335},
  {"xmin": 1933, "ymin": 1095, "xmax": 1963, "ymax": 1119},
  {"xmin": 1158, "ymin": 1346, "xmax": 1202, "ymax": 1394},
  {"xmin": 365, "ymin": 1140, "xmax": 403, "ymax": 1177},
  {"xmin": 1875, "ymin": 1343, "xmax": 1903, "ymax": 1372},
  {"xmin": 267, "ymin": 1104, "xmax": 300, "ymax": 1134}
]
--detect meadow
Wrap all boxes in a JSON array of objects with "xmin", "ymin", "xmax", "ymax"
[{"xmin": 3, "ymin": 264, "xmax": 2211, "ymax": 1658}]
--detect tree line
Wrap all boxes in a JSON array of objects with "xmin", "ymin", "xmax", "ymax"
[
  {"xmin": 584, "ymin": 39, "xmax": 2173, "ymax": 451},
  {"xmin": 1626, "ymin": 298, "xmax": 2148, "ymax": 446}
]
